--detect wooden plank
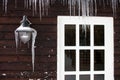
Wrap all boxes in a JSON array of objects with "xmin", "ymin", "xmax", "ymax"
[
  {"xmin": 0, "ymin": 48, "xmax": 56, "ymax": 55},
  {"xmin": 0, "ymin": 17, "xmax": 57, "ymax": 25},
  {"xmin": 0, "ymin": 24, "xmax": 57, "ymax": 32},
  {"xmin": 0, "ymin": 71, "xmax": 56, "ymax": 79},
  {"xmin": 0, "ymin": 78, "xmax": 56, "ymax": 80},
  {"xmin": 0, "ymin": 62, "xmax": 56, "ymax": 71},
  {"xmin": 115, "ymin": 69, "xmax": 120, "ymax": 75},
  {"xmin": 0, "ymin": 56, "xmax": 56, "ymax": 63},
  {"xmin": 0, "ymin": 32, "xmax": 57, "ymax": 40}
]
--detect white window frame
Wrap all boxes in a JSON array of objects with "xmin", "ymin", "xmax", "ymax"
[{"xmin": 57, "ymin": 16, "xmax": 114, "ymax": 80}]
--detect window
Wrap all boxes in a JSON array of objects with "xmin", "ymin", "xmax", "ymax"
[{"xmin": 57, "ymin": 16, "xmax": 114, "ymax": 80}]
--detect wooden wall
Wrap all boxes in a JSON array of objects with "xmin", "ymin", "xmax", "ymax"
[{"xmin": 0, "ymin": 0, "xmax": 120, "ymax": 80}]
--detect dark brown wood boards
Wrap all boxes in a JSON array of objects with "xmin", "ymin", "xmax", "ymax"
[{"xmin": 0, "ymin": 0, "xmax": 119, "ymax": 80}]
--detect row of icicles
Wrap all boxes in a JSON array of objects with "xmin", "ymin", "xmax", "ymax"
[{"xmin": 2, "ymin": 0, "xmax": 120, "ymax": 18}]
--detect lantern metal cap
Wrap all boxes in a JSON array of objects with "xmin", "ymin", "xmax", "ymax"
[{"xmin": 20, "ymin": 15, "xmax": 31, "ymax": 27}]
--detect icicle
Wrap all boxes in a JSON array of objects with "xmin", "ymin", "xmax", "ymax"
[
  {"xmin": 73, "ymin": 0, "xmax": 76, "ymax": 16},
  {"xmin": 24, "ymin": 0, "xmax": 29, "ymax": 9},
  {"xmin": 4, "ymin": 0, "xmax": 8, "ymax": 13},
  {"xmin": 81, "ymin": 0, "xmax": 89, "ymax": 38},
  {"xmin": 86, "ymin": 0, "xmax": 90, "ymax": 16},
  {"xmin": 112, "ymin": 0, "xmax": 117, "ymax": 16},
  {"xmin": 1, "ymin": 0, "xmax": 119, "ymax": 20},
  {"xmin": 68, "ymin": 0, "xmax": 72, "ymax": 15},
  {"xmin": 34, "ymin": 0, "xmax": 37, "ymax": 15},
  {"xmin": 15, "ymin": 0, "xmax": 17, "ymax": 8},
  {"xmin": 68, "ymin": 0, "xmax": 77, "ymax": 16},
  {"xmin": 77, "ymin": 0, "xmax": 81, "ymax": 16},
  {"xmin": 44, "ymin": 0, "xmax": 48, "ymax": 16},
  {"xmin": 89, "ymin": 0, "xmax": 93, "ymax": 16},
  {"xmin": 3, "ymin": 0, "xmax": 5, "ymax": 10},
  {"xmin": 42, "ymin": 0, "xmax": 45, "ymax": 16},
  {"xmin": 29, "ymin": 0, "xmax": 32, "ymax": 9},
  {"xmin": 31, "ymin": 28, "xmax": 37, "ymax": 72},
  {"xmin": 32, "ymin": 0, "xmax": 35, "ymax": 16},
  {"xmin": 81, "ymin": 0, "xmax": 87, "ymax": 16},
  {"xmin": 62, "ymin": 0, "xmax": 67, "ymax": 5},
  {"xmin": 94, "ymin": 0, "xmax": 97, "ymax": 16},
  {"xmin": 39, "ymin": 0, "xmax": 42, "ymax": 19},
  {"xmin": 45, "ymin": 0, "xmax": 50, "ymax": 16}
]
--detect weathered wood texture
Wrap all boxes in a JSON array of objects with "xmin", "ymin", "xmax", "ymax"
[{"xmin": 0, "ymin": 0, "xmax": 119, "ymax": 80}]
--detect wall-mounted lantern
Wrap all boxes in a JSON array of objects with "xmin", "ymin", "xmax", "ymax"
[{"xmin": 15, "ymin": 15, "xmax": 37, "ymax": 72}]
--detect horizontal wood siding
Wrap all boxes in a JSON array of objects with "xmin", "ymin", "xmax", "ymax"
[{"xmin": 0, "ymin": 0, "xmax": 119, "ymax": 80}]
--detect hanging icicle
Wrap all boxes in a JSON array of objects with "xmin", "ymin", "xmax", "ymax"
[
  {"xmin": 2, "ymin": 0, "xmax": 8, "ymax": 13},
  {"xmin": 68, "ymin": 0, "xmax": 72, "ymax": 15},
  {"xmin": 5, "ymin": 0, "xmax": 8, "ymax": 13},
  {"xmin": 77, "ymin": 0, "xmax": 81, "ymax": 16},
  {"xmin": 3, "ymin": 0, "xmax": 5, "ymax": 11},
  {"xmin": 39, "ymin": 0, "xmax": 42, "ymax": 19},
  {"xmin": 29, "ymin": 0, "xmax": 32, "ymax": 9},
  {"xmin": 112, "ymin": 0, "xmax": 117, "ymax": 16},
  {"xmin": 15, "ymin": 0, "xmax": 17, "ymax": 8},
  {"xmin": 89, "ymin": 0, "xmax": 94, "ymax": 16},
  {"xmin": 81, "ymin": 0, "xmax": 86, "ymax": 16},
  {"xmin": 45, "ymin": 0, "xmax": 50, "ymax": 16},
  {"xmin": 1, "ymin": 0, "xmax": 119, "ymax": 18},
  {"xmin": 94, "ymin": 0, "xmax": 97, "ymax": 16}
]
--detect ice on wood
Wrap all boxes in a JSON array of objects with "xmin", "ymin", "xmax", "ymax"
[
  {"xmin": 15, "ymin": 15, "xmax": 37, "ymax": 72},
  {"xmin": 1, "ymin": 0, "xmax": 119, "ymax": 71},
  {"xmin": 2, "ymin": 0, "xmax": 119, "ymax": 17}
]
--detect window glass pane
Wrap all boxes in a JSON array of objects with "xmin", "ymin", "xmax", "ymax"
[
  {"xmin": 65, "ymin": 50, "xmax": 76, "ymax": 71},
  {"xmin": 80, "ymin": 75, "xmax": 90, "ymax": 80},
  {"xmin": 94, "ymin": 50, "xmax": 104, "ymax": 71},
  {"xmin": 80, "ymin": 50, "xmax": 90, "ymax": 71},
  {"xmin": 80, "ymin": 25, "xmax": 90, "ymax": 46},
  {"xmin": 94, "ymin": 25, "xmax": 104, "ymax": 46},
  {"xmin": 94, "ymin": 74, "xmax": 104, "ymax": 80},
  {"xmin": 65, "ymin": 25, "xmax": 76, "ymax": 46},
  {"xmin": 65, "ymin": 75, "xmax": 76, "ymax": 80}
]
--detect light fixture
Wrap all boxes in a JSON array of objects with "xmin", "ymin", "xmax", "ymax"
[{"xmin": 15, "ymin": 15, "xmax": 37, "ymax": 72}]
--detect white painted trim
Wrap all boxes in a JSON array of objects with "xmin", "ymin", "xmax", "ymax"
[{"xmin": 57, "ymin": 16, "xmax": 114, "ymax": 80}]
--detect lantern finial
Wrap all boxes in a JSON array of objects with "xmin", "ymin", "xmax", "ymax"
[{"xmin": 20, "ymin": 15, "xmax": 31, "ymax": 27}]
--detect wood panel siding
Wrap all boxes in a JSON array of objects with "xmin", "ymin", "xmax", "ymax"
[{"xmin": 0, "ymin": 0, "xmax": 119, "ymax": 80}]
